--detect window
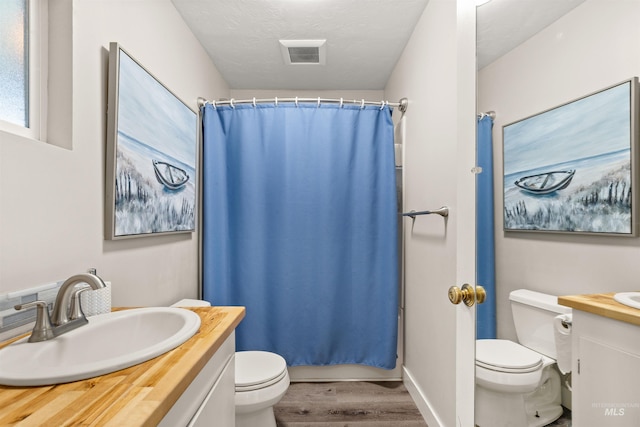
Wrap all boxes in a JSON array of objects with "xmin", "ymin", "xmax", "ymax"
[
  {"xmin": 0, "ymin": 0, "xmax": 27, "ymax": 126},
  {"xmin": 0, "ymin": 0, "xmax": 46, "ymax": 140}
]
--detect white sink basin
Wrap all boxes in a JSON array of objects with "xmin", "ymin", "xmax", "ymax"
[
  {"xmin": 613, "ymin": 292, "xmax": 640, "ymax": 310},
  {"xmin": 0, "ymin": 307, "xmax": 201, "ymax": 386}
]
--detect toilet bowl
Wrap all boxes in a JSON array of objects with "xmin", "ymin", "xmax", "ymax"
[
  {"xmin": 475, "ymin": 339, "xmax": 562, "ymax": 427},
  {"xmin": 475, "ymin": 290, "xmax": 571, "ymax": 427},
  {"xmin": 171, "ymin": 299, "xmax": 290, "ymax": 427}
]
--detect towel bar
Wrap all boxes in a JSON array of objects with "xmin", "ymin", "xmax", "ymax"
[{"xmin": 402, "ymin": 207, "xmax": 449, "ymax": 219}]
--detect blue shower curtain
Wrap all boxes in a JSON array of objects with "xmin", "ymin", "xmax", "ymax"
[
  {"xmin": 477, "ymin": 114, "xmax": 496, "ymax": 339},
  {"xmin": 201, "ymin": 102, "xmax": 399, "ymax": 369}
]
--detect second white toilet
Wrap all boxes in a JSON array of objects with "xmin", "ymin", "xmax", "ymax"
[
  {"xmin": 172, "ymin": 299, "xmax": 290, "ymax": 427},
  {"xmin": 475, "ymin": 289, "xmax": 572, "ymax": 427}
]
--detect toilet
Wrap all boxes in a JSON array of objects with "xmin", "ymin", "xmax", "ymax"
[
  {"xmin": 171, "ymin": 299, "xmax": 290, "ymax": 427},
  {"xmin": 475, "ymin": 289, "xmax": 572, "ymax": 427},
  {"xmin": 234, "ymin": 350, "xmax": 290, "ymax": 427}
]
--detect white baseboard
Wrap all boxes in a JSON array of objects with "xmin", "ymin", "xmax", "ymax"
[{"xmin": 403, "ymin": 366, "xmax": 444, "ymax": 427}]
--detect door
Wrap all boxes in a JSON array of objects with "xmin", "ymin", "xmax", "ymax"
[{"xmin": 387, "ymin": 0, "xmax": 477, "ymax": 425}]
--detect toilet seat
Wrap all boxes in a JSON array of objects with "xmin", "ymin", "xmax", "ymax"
[
  {"xmin": 236, "ymin": 351, "xmax": 288, "ymax": 392},
  {"xmin": 476, "ymin": 339, "xmax": 543, "ymax": 373}
]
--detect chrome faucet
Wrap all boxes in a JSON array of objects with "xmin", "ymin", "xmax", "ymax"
[
  {"xmin": 14, "ymin": 273, "xmax": 107, "ymax": 342},
  {"xmin": 50, "ymin": 273, "xmax": 106, "ymax": 326}
]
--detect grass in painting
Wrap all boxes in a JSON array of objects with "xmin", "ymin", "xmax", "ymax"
[
  {"xmin": 505, "ymin": 164, "xmax": 631, "ymax": 233},
  {"xmin": 114, "ymin": 149, "xmax": 194, "ymax": 235}
]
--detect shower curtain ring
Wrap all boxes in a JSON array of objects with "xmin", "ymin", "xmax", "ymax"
[
  {"xmin": 230, "ymin": 98, "xmax": 235, "ymax": 109},
  {"xmin": 380, "ymin": 100, "xmax": 385, "ymax": 110},
  {"xmin": 275, "ymin": 97, "xmax": 278, "ymax": 107},
  {"xmin": 252, "ymin": 97, "xmax": 256, "ymax": 108},
  {"xmin": 211, "ymin": 100, "xmax": 216, "ymax": 109},
  {"xmin": 317, "ymin": 97, "xmax": 321, "ymax": 108},
  {"xmin": 339, "ymin": 98, "xmax": 344, "ymax": 108},
  {"xmin": 360, "ymin": 99, "xmax": 365, "ymax": 109},
  {"xmin": 295, "ymin": 97, "xmax": 299, "ymax": 107}
]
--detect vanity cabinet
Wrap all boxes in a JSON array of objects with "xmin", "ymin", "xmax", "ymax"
[
  {"xmin": 571, "ymin": 311, "xmax": 640, "ymax": 427},
  {"xmin": 160, "ymin": 332, "xmax": 236, "ymax": 427},
  {"xmin": 0, "ymin": 307, "xmax": 244, "ymax": 426}
]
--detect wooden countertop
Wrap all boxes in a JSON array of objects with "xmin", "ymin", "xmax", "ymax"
[
  {"xmin": 0, "ymin": 306, "xmax": 245, "ymax": 426},
  {"xmin": 558, "ymin": 293, "xmax": 640, "ymax": 327}
]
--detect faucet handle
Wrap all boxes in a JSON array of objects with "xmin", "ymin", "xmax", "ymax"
[
  {"xmin": 14, "ymin": 301, "xmax": 55, "ymax": 342},
  {"xmin": 69, "ymin": 286, "xmax": 91, "ymax": 321}
]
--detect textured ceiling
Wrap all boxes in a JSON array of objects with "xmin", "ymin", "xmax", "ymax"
[
  {"xmin": 172, "ymin": 0, "xmax": 586, "ymax": 90},
  {"xmin": 477, "ymin": 0, "xmax": 586, "ymax": 69},
  {"xmin": 171, "ymin": 0, "xmax": 429, "ymax": 90}
]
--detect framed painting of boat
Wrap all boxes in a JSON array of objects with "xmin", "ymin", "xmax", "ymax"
[
  {"xmin": 105, "ymin": 42, "xmax": 197, "ymax": 239},
  {"xmin": 503, "ymin": 77, "xmax": 639, "ymax": 236}
]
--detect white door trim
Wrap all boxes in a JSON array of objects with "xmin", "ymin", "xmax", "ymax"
[{"xmin": 455, "ymin": 0, "xmax": 478, "ymax": 425}]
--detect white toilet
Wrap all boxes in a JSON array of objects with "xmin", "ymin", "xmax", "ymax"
[
  {"xmin": 475, "ymin": 289, "xmax": 572, "ymax": 427},
  {"xmin": 171, "ymin": 299, "xmax": 290, "ymax": 427},
  {"xmin": 235, "ymin": 350, "xmax": 290, "ymax": 427}
]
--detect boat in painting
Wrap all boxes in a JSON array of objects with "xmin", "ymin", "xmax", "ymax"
[
  {"xmin": 514, "ymin": 170, "xmax": 575, "ymax": 195},
  {"xmin": 152, "ymin": 160, "xmax": 189, "ymax": 190}
]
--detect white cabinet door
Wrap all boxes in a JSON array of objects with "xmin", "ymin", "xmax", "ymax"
[
  {"xmin": 574, "ymin": 336, "xmax": 640, "ymax": 426},
  {"xmin": 159, "ymin": 333, "xmax": 236, "ymax": 427},
  {"xmin": 189, "ymin": 355, "xmax": 235, "ymax": 427},
  {"xmin": 572, "ymin": 313, "xmax": 640, "ymax": 427}
]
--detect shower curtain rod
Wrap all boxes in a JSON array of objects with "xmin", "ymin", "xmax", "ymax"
[
  {"xmin": 478, "ymin": 110, "xmax": 496, "ymax": 119},
  {"xmin": 197, "ymin": 96, "xmax": 408, "ymax": 113}
]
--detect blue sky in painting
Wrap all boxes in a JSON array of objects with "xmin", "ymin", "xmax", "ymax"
[
  {"xmin": 116, "ymin": 49, "xmax": 196, "ymax": 167},
  {"xmin": 503, "ymin": 82, "xmax": 631, "ymax": 176}
]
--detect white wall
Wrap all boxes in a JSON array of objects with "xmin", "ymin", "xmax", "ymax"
[
  {"xmin": 230, "ymin": 89, "xmax": 384, "ymax": 101},
  {"xmin": 386, "ymin": 1, "xmax": 461, "ymax": 425},
  {"xmin": 0, "ymin": 0, "xmax": 229, "ymax": 306},
  {"xmin": 478, "ymin": 0, "xmax": 640, "ymax": 340}
]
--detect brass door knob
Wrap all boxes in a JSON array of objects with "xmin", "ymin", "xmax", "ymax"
[
  {"xmin": 476, "ymin": 285, "xmax": 487, "ymax": 305},
  {"xmin": 448, "ymin": 284, "xmax": 476, "ymax": 306}
]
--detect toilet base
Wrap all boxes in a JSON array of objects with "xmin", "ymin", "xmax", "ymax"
[
  {"xmin": 476, "ymin": 366, "xmax": 563, "ymax": 427},
  {"xmin": 236, "ymin": 406, "xmax": 277, "ymax": 427},
  {"xmin": 235, "ymin": 369, "xmax": 289, "ymax": 427}
]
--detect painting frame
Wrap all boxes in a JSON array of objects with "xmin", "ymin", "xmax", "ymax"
[
  {"xmin": 105, "ymin": 42, "xmax": 198, "ymax": 240},
  {"xmin": 503, "ymin": 77, "xmax": 639, "ymax": 236}
]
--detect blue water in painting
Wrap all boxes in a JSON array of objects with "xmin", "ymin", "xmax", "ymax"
[
  {"xmin": 117, "ymin": 130, "xmax": 196, "ymax": 179},
  {"xmin": 503, "ymin": 82, "xmax": 630, "ymax": 177},
  {"xmin": 504, "ymin": 148, "xmax": 629, "ymax": 203}
]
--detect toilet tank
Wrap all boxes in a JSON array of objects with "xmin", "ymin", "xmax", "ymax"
[{"xmin": 509, "ymin": 289, "xmax": 572, "ymax": 359}]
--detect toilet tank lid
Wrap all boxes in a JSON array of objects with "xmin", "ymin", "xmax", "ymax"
[
  {"xmin": 509, "ymin": 289, "xmax": 571, "ymax": 314},
  {"xmin": 171, "ymin": 299, "xmax": 211, "ymax": 307}
]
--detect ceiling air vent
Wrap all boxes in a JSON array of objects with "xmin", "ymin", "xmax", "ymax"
[{"xmin": 279, "ymin": 39, "xmax": 326, "ymax": 65}]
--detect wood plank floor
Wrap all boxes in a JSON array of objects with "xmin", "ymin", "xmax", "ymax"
[{"xmin": 274, "ymin": 381, "xmax": 428, "ymax": 426}]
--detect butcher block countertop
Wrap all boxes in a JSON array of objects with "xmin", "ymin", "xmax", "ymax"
[
  {"xmin": 558, "ymin": 293, "xmax": 640, "ymax": 327},
  {"xmin": 0, "ymin": 306, "xmax": 245, "ymax": 427}
]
